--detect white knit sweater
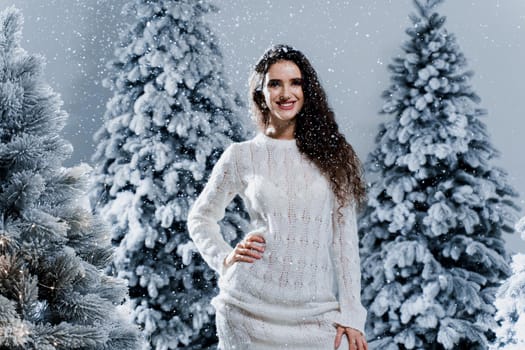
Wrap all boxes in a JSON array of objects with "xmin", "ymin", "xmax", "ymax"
[{"xmin": 187, "ymin": 132, "xmax": 367, "ymax": 338}]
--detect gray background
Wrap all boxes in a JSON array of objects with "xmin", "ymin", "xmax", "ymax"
[{"xmin": 1, "ymin": 0, "xmax": 523, "ymax": 252}]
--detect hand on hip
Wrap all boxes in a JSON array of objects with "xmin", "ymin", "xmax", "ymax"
[{"xmin": 224, "ymin": 233, "xmax": 266, "ymax": 268}]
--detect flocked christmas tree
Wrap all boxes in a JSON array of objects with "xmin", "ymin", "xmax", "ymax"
[
  {"xmin": 90, "ymin": 0, "xmax": 248, "ymax": 349},
  {"xmin": 491, "ymin": 217, "xmax": 525, "ymax": 350},
  {"xmin": 0, "ymin": 7, "xmax": 140, "ymax": 350},
  {"xmin": 358, "ymin": 0, "xmax": 519, "ymax": 349}
]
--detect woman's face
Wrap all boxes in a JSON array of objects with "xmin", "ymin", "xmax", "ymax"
[{"xmin": 262, "ymin": 60, "xmax": 304, "ymax": 124}]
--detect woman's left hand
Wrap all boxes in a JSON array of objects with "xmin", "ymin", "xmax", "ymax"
[{"xmin": 334, "ymin": 325, "xmax": 368, "ymax": 350}]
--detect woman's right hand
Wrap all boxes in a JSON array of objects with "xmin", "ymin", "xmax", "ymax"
[{"xmin": 224, "ymin": 234, "xmax": 266, "ymax": 269}]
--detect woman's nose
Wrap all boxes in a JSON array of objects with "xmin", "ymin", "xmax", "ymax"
[{"xmin": 280, "ymin": 85, "xmax": 291, "ymax": 99}]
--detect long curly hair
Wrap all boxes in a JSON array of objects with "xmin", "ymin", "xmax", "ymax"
[{"xmin": 249, "ymin": 44, "xmax": 366, "ymax": 212}]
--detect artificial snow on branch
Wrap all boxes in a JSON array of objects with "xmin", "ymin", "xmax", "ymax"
[{"xmin": 0, "ymin": 6, "xmax": 141, "ymax": 350}]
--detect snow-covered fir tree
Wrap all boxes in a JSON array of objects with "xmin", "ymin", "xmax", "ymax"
[
  {"xmin": 492, "ymin": 217, "xmax": 525, "ymax": 350},
  {"xmin": 0, "ymin": 7, "xmax": 140, "ymax": 350},
  {"xmin": 90, "ymin": 0, "xmax": 248, "ymax": 349},
  {"xmin": 358, "ymin": 0, "xmax": 519, "ymax": 349}
]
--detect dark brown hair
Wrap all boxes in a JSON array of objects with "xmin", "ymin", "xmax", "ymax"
[{"xmin": 249, "ymin": 44, "xmax": 366, "ymax": 212}]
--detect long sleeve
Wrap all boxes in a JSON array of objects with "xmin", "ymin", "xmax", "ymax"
[
  {"xmin": 331, "ymin": 201, "xmax": 368, "ymax": 334},
  {"xmin": 187, "ymin": 143, "xmax": 242, "ymax": 276}
]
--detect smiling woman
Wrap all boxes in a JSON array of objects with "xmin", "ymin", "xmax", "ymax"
[{"xmin": 187, "ymin": 44, "xmax": 369, "ymax": 350}]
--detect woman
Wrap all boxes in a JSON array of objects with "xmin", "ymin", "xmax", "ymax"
[{"xmin": 187, "ymin": 45, "xmax": 368, "ymax": 350}]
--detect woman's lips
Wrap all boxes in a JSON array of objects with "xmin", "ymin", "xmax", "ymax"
[{"xmin": 277, "ymin": 101, "xmax": 296, "ymax": 110}]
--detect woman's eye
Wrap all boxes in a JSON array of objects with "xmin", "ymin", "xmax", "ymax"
[
  {"xmin": 268, "ymin": 80, "xmax": 280, "ymax": 87},
  {"xmin": 292, "ymin": 79, "xmax": 303, "ymax": 86}
]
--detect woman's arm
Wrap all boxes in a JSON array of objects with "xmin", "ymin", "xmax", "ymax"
[
  {"xmin": 331, "ymin": 201, "xmax": 368, "ymax": 335},
  {"xmin": 187, "ymin": 143, "xmax": 242, "ymax": 276}
]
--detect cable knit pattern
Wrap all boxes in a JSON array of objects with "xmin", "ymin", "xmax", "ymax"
[{"xmin": 187, "ymin": 133, "xmax": 367, "ymax": 349}]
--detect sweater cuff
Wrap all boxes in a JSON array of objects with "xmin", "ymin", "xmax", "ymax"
[
  {"xmin": 332, "ymin": 310, "xmax": 367, "ymax": 336},
  {"xmin": 217, "ymin": 247, "xmax": 234, "ymax": 276}
]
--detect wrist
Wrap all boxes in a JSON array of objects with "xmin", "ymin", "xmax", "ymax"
[
  {"xmin": 346, "ymin": 327, "xmax": 363, "ymax": 336},
  {"xmin": 335, "ymin": 324, "xmax": 363, "ymax": 336},
  {"xmin": 223, "ymin": 253, "xmax": 233, "ymax": 268}
]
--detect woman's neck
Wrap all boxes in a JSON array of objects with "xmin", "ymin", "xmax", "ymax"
[{"xmin": 265, "ymin": 118, "xmax": 296, "ymax": 140}]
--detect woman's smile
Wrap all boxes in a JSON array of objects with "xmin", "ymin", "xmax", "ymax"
[{"xmin": 277, "ymin": 100, "xmax": 297, "ymax": 110}]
